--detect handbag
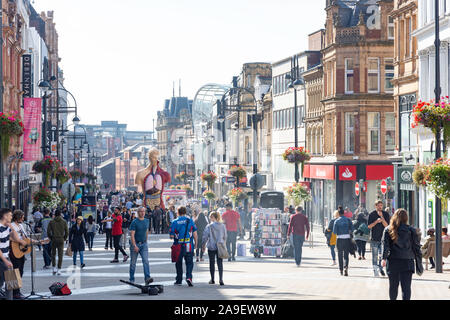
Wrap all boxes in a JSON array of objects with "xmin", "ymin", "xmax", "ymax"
[
  {"xmin": 211, "ymin": 224, "xmax": 229, "ymax": 260},
  {"xmin": 171, "ymin": 218, "xmax": 190, "ymax": 263},
  {"xmin": 65, "ymin": 245, "xmax": 73, "ymax": 257},
  {"xmin": 49, "ymin": 282, "xmax": 72, "ymax": 296},
  {"xmin": 410, "ymin": 227, "xmax": 423, "ymax": 276},
  {"xmin": 329, "ymin": 233, "xmax": 337, "ymax": 246},
  {"xmin": 4, "ymin": 268, "xmax": 22, "ymax": 290}
]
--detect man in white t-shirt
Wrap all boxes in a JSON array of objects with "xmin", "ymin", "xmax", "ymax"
[{"xmin": 102, "ymin": 211, "xmax": 114, "ymax": 250}]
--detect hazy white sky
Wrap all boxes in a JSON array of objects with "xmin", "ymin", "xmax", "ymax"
[{"xmin": 33, "ymin": 0, "xmax": 325, "ymax": 131}]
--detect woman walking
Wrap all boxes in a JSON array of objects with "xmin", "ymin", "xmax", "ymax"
[
  {"xmin": 382, "ymin": 209, "xmax": 421, "ymax": 300},
  {"xmin": 69, "ymin": 216, "xmax": 88, "ymax": 268},
  {"xmin": 194, "ymin": 210, "xmax": 209, "ymax": 262},
  {"xmin": 202, "ymin": 211, "xmax": 227, "ymax": 285},
  {"xmin": 325, "ymin": 210, "xmax": 339, "ymax": 265},
  {"xmin": 353, "ymin": 212, "xmax": 369, "ymax": 260},
  {"xmin": 86, "ymin": 215, "xmax": 97, "ymax": 251},
  {"xmin": 332, "ymin": 206, "xmax": 353, "ymax": 276}
]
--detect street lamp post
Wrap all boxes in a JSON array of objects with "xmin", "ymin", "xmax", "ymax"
[
  {"xmin": 434, "ymin": 0, "xmax": 443, "ymax": 273},
  {"xmin": 217, "ymin": 84, "xmax": 259, "ymax": 208}
]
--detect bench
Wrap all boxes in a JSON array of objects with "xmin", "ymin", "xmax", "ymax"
[{"xmin": 422, "ymin": 241, "xmax": 450, "ymax": 270}]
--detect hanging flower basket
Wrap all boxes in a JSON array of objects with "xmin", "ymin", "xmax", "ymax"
[
  {"xmin": 228, "ymin": 187, "xmax": 247, "ymax": 204},
  {"xmin": 0, "ymin": 111, "xmax": 24, "ymax": 160},
  {"xmin": 412, "ymin": 98, "xmax": 450, "ymax": 151},
  {"xmin": 201, "ymin": 171, "xmax": 217, "ymax": 189},
  {"xmin": 203, "ymin": 190, "xmax": 216, "ymax": 201},
  {"xmin": 413, "ymin": 158, "xmax": 450, "ymax": 200},
  {"xmin": 285, "ymin": 183, "xmax": 312, "ymax": 206},
  {"xmin": 282, "ymin": 147, "xmax": 311, "ymax": 164},
  {"xmin": 175, "ymin": 172, "xmax": 187, "ymax": 181},
  {"xmin": 70, "ymin": 169, "xmax": 85, "ymax": 180},
  {"xmin": 228, "ymin": 166, "xmax": 247, "ymax": 179},
  {"xmin": 32, "ymin": 156, "xmax": 61, "ymax": 187},
  {"xmin": 412, "ymin": 164, "xmax": 428, "ymax": 187},
  {"xmin": 33, "ymin": 187, "xmax": 62, "ymax": 209},
  {"xmin": 55, "ymin": 167, "xmax": 71, "ymax": 184}
]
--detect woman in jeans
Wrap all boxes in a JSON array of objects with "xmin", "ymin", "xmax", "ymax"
[
  {"xmin": 202, "ymin": 211, "xmax": 227, "ymax": 286},
  {"xmin": 325, "ymin": 210, "xmax": 340, "ymax": 265},
  {"xmin": 86, "ymin": 215, "xmax": 97, "ymax": 251},
  {"xmin": 382, "ymin": 209, "xmax": 421, "ymax": 300},
  {"xmin": 69, "ymin": 216, "xmax": 88, "ymax": 268},
  {"xmin": 353, "ymin": 212, "xmax": 369, "ymax": 260}
]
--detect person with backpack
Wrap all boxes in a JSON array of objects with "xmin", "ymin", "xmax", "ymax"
[
  {"xmin": 381, "ymin": 208, "xmax": 421, "ymax": 300},
  {"xmin": 353, "ymin": 212, "xmax": 369, "ymax": 260},
  {"xmin": 332, "ymin": 206, "xmax": 354, "ymax": 276},
  {"xmin": 325, "ymin": 210, "xmax": 340, "ymax": 266},
  {"xmin": 202, "ymin": 211, "xmax": 227, "ymax": 285}
]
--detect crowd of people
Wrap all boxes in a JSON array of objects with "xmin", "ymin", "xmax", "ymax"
[{"xmin": 0, "ymin": 189, "xmax": 448, "ymax": 300}]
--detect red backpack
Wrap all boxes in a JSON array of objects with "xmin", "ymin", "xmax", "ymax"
[{"xmin": 49, "ymin": 282, "xmax": 72, "ymax": 296}]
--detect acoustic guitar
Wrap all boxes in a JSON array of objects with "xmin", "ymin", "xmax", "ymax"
[{"xmin": 11, "ymin": 238, "xmax": 50, "ymax": 259}]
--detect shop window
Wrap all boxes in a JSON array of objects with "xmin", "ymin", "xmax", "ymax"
[
  {"xmin": 345, "ymin": 58, "xmax": 354, "ymax": 94},
  {"xmin": 368, "ymin": 112, "xmax": 380, "ymax": 153},
  {"xmin": 385, "ymin": 112, "xmax": 395, "ymax": 153},
  {"xmin": 345, "ymin": 113, "xmax": 355, "ymax": 154},
  {"xmin": 368, "ymin": 58, "xmax": 380, "ymax": 93}
]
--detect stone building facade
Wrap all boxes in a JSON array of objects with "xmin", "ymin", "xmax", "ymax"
[{"xmin": 304, "ymin": 0, "xmax": 396, "ymax": 225}]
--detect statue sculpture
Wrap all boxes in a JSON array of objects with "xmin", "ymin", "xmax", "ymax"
[{"xmin": 135, "ymin": 148, "xmax": 171, "ymax": 210}]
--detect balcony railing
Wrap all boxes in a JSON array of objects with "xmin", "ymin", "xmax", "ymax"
[{"xmin": 335, "ymin": 28, "xmax": 362, "ymax": 44}]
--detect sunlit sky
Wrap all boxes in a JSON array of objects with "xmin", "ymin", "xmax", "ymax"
[{"xmin": 33, "ymin": 0, "xmax": 326, "ymax": 131}]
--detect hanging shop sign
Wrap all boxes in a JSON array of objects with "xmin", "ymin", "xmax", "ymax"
[
  {"xmin": 23, "ymin": 98, "xmax": 42, "ymax": 161},
  {"xmin": 22, "ymin": 54, "xmax": 32, "ymax": 99},
  {"xmin": 398, "ymin": 167, "xmax": 415, "ymax": 191}
]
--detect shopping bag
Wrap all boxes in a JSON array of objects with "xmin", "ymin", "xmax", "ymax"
[
  {"xmin": 217, "ymin": 242, "xmax": 229, "ymax": 260},
  {"xmin": 4, "ymin": 268, "xmax": 22, "ymax": 290},
  {"xmin": 171, "ymin": 243, "xmax": 181, "ymax": 262},
  {"xmin": 65, "ymin": 245, "xmax": 73, "ymax": 257},
  {"xmin": 329, "ymin": 233, "xmax": 337, "ymax": 246}
]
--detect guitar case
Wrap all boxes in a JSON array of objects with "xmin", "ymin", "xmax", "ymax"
[{"xmin": 119, "ymin": 280, "xmax": 163, "ymax": 294}]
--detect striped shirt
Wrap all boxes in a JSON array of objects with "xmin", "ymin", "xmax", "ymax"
[{"xmin": 0, "ymin": 223, "xmax": 11, "ymax": 259}]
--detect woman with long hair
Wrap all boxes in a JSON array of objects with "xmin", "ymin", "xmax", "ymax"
[
  {"xmin": 353, "ymin": 212, "xmax": 369, "ymax": 260},
  {"xmin": 202, "ymin": 211, "xmax": 227, "ymax": 285},
  {"xmin": 194, "ymin": 210, "xmax": 209, "ymax": 262},
  {"xmin": 381, "ymin": 208, "xmax": 421, "ymax": 300},
  {"xmin": 69, "ymin": 216, "xmax": 88, "ymax": 268}
]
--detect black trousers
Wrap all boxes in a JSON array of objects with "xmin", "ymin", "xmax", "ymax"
[
  {"xmin": 336, "ymin": 238, "xmax": 351, "ymax": 271},
  {"xmin": 208, "ymin": 250, "xmax": 223, "ymax": 282},
  {"xmin": 388, "ymin": 271, "xmax": 413, "ymax": 300},
  {"xmin": 9, "ymin": 252, "xmax": 24, "ymax": 295},
  {"xmin": 355, "ymin": 240, "xmax": 366, "ymax": 257},
  {"xmin": 113, "ymin": 235, "xmax": 127, "ymax": 260},
  {"xmin": 153, "ymin": 217, "xmax": 161, "ymax": 234},
  {"xmin": 104, "ymin": 229, "xmax": 113, "ymax": 249}
]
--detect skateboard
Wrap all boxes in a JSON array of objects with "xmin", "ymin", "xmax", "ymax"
[{"xmin": 120, "ymin": 280, "xmax": 164, "ymax": 294}]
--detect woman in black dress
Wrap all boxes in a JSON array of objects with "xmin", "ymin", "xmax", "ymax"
[
  {"xmin": 381, "ymin": 208, "xmax": 421, "ymax": 300},
  {"xmin": 69, "ymin": 216, "xmax": 88, "ymax": 268}
]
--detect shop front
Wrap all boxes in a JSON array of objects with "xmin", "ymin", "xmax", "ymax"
[
  {"xmin": 397, "ymin": 166, "xmax": 419, "ymax": 228},
  {"xmin": 303, "ymin": 164, "xmax": 335, "ymax": 227}
]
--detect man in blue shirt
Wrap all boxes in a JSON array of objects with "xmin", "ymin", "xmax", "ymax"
[
  {"xmin": 129, "ymin": 207, "xmax": 153, "ymax": 285},
  {"xmin": 170, "ymin": 206, "xmax": 198, "ymax": 287},
  {"xmin": 333, "ymin": 206, "xmax": 354, "ymax": 276}
]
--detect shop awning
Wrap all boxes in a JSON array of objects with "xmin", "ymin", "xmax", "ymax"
[{"xmin": 366, "ymin": 165, "xmax": 393, "ymax": 181}]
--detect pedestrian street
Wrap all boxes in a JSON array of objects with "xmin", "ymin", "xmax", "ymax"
[{"xmin": 18, "ymin": 231, "xmax": 450, "ymax": 300}]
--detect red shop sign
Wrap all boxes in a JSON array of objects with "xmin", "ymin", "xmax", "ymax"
[
  {"xmin": 303, "ymin": 165, "xmax": 334, "ymax": 180},
  {"xmin": 339, "ymin": 165, "xmax": 357, "ymax": 181},
  {"xmin": 366, "ymin": 165, "xmax": 394, "ymax": 181}
]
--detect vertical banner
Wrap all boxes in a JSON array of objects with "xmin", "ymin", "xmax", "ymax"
[{"xmin": 23, "ymin": 98, "xmax": 42, "ymax": 161}]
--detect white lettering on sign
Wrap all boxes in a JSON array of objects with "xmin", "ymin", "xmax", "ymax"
[{"xmin": 342, "ymin": 168, "xmax": 353, "ymax": 179}]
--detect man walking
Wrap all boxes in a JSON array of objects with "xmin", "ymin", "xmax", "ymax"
[
  {"xmin": 222, "ymin": 203, "xmax": 242, "ymax": 261},
  {"xmin": 170, "ymin": 206, "xmax": 198, "ymax": 287},
  {"xmin": 47, "ymin": 209, "xmax": 69, "ymax": 276},
  {"xmin": 129, "ymin": 207, "xmax": 153, "ymax": 285},
  {"xmin": 333, "ymin": 206, "xmax": 354, "ymax": 276},
  {"xmin": 368, "ymin": 200, "xmax": 390, "ymax": 277},
  {"xmin": 287, "ymin": 206, "xmax": 310, "ymax": 267},
  {"xmin": 110, "ymin": 207, "xmax": 128, "ymax": 263},
  {"xmin": 153, "ymin": 206, "xmax": 162, "ymax": 234},
  {"xmin": 41, "ymin": 209, "xmax": 53, "ymax": 269}
]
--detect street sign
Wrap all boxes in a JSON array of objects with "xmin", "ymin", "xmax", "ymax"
[
  {"xmin": 381, "ymin": 179, "xmax": 388, "ymax": 194},
  {"xmin": 402, "ymin": 151, "xmax": 417, "ymax": 166},
  {"xmin": 355, "ymin": 182, "xmax": 360, "ymax": 196},
  {"xmin": 222, "ymin": 176, "xmax": 236, "ymax": 184}
]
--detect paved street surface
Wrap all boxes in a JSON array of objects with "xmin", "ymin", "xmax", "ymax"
[{"xmin": 19, "ymin": 229, "xmax": 450, "ymax": 300}]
